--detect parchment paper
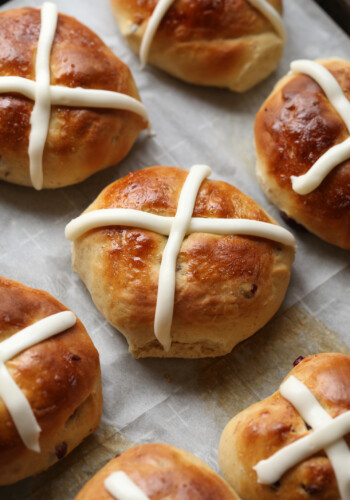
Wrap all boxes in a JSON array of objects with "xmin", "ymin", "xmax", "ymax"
[{"xmin": 0, "ymin": 0, "xmax": 349, "ymax": 498}]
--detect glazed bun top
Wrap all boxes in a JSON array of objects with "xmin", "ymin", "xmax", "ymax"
[
  {"xmin": 0, "ymin": 7, "xmax": 134, "ymax": 90},
  {"xmin": 75, "ymin": 443, "xmax": 239, "ymax": 499},
  {"xmin": 114, "ymin": 0, "xmax": 283, "ymax": 43}
]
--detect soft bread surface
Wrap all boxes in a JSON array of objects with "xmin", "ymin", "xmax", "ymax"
[
  {"xmin": 110, "ymin": 0, "xmax": 285, "ymax": 92},
  {"xmin": 255, "ymin": 58, "xmax": 350, "ymax": 249},
  {"xmin": 0, "ymin": 276, "xmax": 102, "ymax": 485},
  {"xmin": 219, "ymin": 353, "xmax": 350, "ymax": 500},
  {"xmin": 71, "ymin": 166, "xmax": 294, "ymax": 358},
  {"xmin": 75, "ymin": 443, "xmax": 239, "ymax": 499},
  {"xmin": 0, "ymin": 7, "xmax": 146, "ymax": 188}
]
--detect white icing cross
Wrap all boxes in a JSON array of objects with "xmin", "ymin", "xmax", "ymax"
[
  {"xmin": 105, "ymin": 471, "xmax": 150, "ymax": 500},
  {"xmin": 254, "ymin": 375, "xmax": 350, "ymax": 500},
  {"xmin": 0, "ymin": 310, "xmax": 76, "ymax": 452},
  {"xmin": 65, "ymin": 164, "xmax": 295, "ymax": 353},
  {"xmin": 290, "ymin": 59, "xmax": 350, "ymax": 195},
  {"xmin": 1, "ymin": 2, "xmax": 149, "ymax": 190},
  {"xmin": 139, "ymin": 0, "xmax": 286, "ymax": 67}
]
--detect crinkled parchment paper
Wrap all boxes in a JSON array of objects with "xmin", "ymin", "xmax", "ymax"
[{"xmin": 0, "ymin": 0, "xmax": 349, "ymax": 498}]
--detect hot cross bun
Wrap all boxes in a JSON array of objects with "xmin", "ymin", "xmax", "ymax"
[
  {"xmin": 0, "ymin": 3, "xmax": 148, "ymax": 189},
  {"xmin": 255, "ymin": 58, "xmax": 350, "ymax": 249},
  {"xmin": 110, "ymin": 0, "xmax": 286, "ymax": 91},
  {"xmin": 219, "ymin": 353, "xmax": 350, "ymax": 500},
  {"xmin": 66, "ymin": 165, "xmax": 295, "ymax": 358},
  {"xmin": 0, "ymin": 276, "xmax": 102, "ymax": 485}
]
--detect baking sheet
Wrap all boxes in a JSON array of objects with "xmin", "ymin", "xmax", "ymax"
[{"xmin": 0, "ymin": 0, "xmax": 350, "ymax": 498}]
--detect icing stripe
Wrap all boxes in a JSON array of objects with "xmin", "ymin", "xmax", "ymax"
[
  {"xmin": 105, "ymin": 471, "xmax": 150, "ymax": 500},
  {"xmin": 0, "ymin": 311, "xmax": 77, "ymax": 363},
  {"xmin": 65, "ymin": 208, "xmax": 295, "ymax": 247},
  {"xmin": 140, "ymin": 0, "xmax": 175, "ymax": 68},
  {"xmin": 291, "ymin": 60, "xmax": 350, "ymax": 131},
  {"xmin": 65, "ymin": 209, "xmax": 172, "ymax": 240},
  {"xmin": 50, "ymin": 87, "xmax": 149, "ymax": 123},
  {"xmin": 0, "ymin": 76, "xmax": 36, "ymax": 99},
  {"xmin": 0, "ymin": 362, "xmax": 42, "ymax": 452},
  {"xmin": 254, "ymin": 376, "xmax": 350, "ymax": 500},
  {"xmin": 291, "ymin": 137, "xmax": 350, "ymax": 194},
  {"xmin": 28, "ymin": 2, "xmax": 58, "ymax": 190},
  {"xmin": 0, "ymin": 80, "xmax": 149, "ymax": 125},
  {"xmin": 139, "ymin": 0, "xmax": 285, "ymax": 67},
  {"xmin": 154, "ymin": 164, "xmax": 211, "ymax": 351},
  {"xmin": 248, "ymin": 0, "xmax": 286, "ymax": 42},
  {"xmin": 0, "ymin": 310, "xmax": 76, "ymax": 452},
  {"xmin": 290, "ymin": 59, "xmax": 350, "ymax": 195},
  {"xmin": 187, "ymin": 218, "xmax": 294, "ymax": 246}
]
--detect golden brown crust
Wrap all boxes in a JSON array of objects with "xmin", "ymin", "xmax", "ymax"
[
  {"xmin": 0, "ymin": 7, "xmax": 146, "ymax": 189},
  {"xmin": 110, "ymin": 0, "xmax": 285, "ymax": 91},
  {"xmin": 75, "ymin": 443, "xmax": 239, "ymax": 499},
  {"xmin": 218, "ymin": 353, "xmax": 350, "ymax": 500},
  {"xmin": 71, "ymin": 166, "xmax": 294, "ymax": 358},
  {"xmin": 255, "ymin": 58, "xmax": 350, "ymax": 249},
  {"xmin": 0, "ymin": 276, "xmax": 102, "ymax": 485}
]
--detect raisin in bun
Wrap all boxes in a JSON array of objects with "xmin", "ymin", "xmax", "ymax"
[
  {"xmin": 255, "ymin": 58, "xmax": 350, "ymax": 249},
  {"xmin": 110, "ymin": 0, "xmax": 286, "ymax": 92},
  {"xmin": 0, "ymin": 4, "xmax": 148, "ymax": 190},
  {"xmin": 219, "ymin": 353, "xmax": 350, "ymax": 500},
  {"xmin": 0, "ymin": 276, "xmax": 102, "ymax": 485},
  {"xmin": 66, "ymin": 165, "xmax": 295, "ymax": 359},
  {"xmin": 75, "ymin": 443, "xmax": 239, "ymax": 499}
]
